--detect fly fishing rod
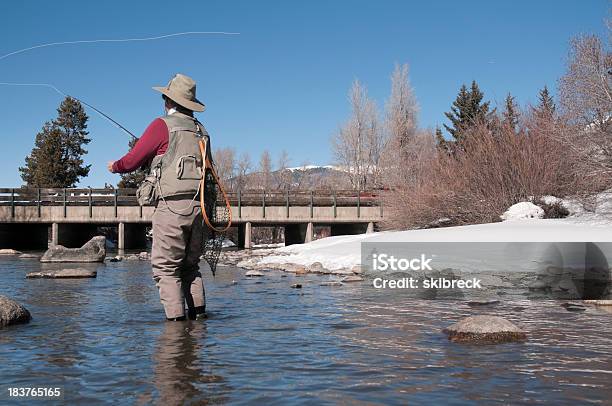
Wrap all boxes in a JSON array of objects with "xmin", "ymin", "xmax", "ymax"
[{"xmin": 0, "ymin": 82, "xmax": 138, "ymax": 140}]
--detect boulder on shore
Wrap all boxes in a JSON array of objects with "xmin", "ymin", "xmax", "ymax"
[
  {"xmin": 40, "ymin": 236, "xmax": 106, "ymax": 263},
  {"xmin": 443, "ymin": 315, "xmax": 526, "ymax": 343},
  {"xmin": 0, "ymin": 295, "xmax": 31, "ymax": 327},
  {"xmin": 26, "ymin": 269, "xmax": 97, "ymax": 279}
]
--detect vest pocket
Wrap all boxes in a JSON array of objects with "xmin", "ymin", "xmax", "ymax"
[
  {"xmin": 136, "ymin": 174, "xmax": 159, "ymax": 206},
  {"xmin": 176, "ymin": 155, "xmax": 203, "ymax": 180}
]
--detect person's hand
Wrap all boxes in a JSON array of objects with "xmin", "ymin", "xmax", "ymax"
[{"xmin": 107, "ymin": 161, "xmax": 116, "ymax": 173}]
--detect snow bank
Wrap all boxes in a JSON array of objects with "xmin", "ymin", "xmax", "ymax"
[
  {"xmin": 258, "ymin": 217, "xmax": 612, "ymax": 271},
  {"xmin": 500, "ymin": 202, "xmax": 544, "ymax": 221}
]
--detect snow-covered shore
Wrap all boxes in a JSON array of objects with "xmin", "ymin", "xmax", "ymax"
[
  {"xmin": 250, "ymin": 191, "xmax": 612, "ymax": 273},
  {"xmin": 255, "ymin": 218, "xmax": 612, "ymax": 271}
]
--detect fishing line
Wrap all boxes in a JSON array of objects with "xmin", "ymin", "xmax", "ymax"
[
  {"xmin": 0, "ymin": 31, "xmax": 240, "ymax": 61},
  {"xmin": 0, "ymin": 81, "xmax": 137, "ymax": 139}
]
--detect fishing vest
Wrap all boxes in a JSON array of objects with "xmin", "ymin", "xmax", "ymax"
[{"xmin": 149, "ymin": 112, "xmax": 209, "ymax": 199}]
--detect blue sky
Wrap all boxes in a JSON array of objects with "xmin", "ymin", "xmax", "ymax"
[{"xmin": 0, "ymin": 0, "xmax": 608, "ymax": 187}]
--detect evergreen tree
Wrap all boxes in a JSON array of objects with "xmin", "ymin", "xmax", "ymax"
[
  {"xmin": 117, "ymin": 138, "xmax": 147, "ymax": 188},
  {"xmin": 534, "ymin": 86, "xmax": 556, "ymax": 119},
  {"xmin": 501, "ymin": 93, "xmax": 520, "ymax": 132},
  {"xmin": 434, "ymin": 126, "xmax": 450, "ymax": 154},
  {"xmin": 20, "ymin": 97, "xmax": 91, "ymax": 187},
  {"xmin": 443, "ymin": 80, "xmax": 492, "ymax": 143}
]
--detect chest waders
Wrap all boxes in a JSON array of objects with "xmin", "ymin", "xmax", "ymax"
[{"xmin": 137, "ymin": 112, "xmax": 232, "ymax": 274}]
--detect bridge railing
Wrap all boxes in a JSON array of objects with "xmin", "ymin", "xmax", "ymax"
[{"xmin": 0, "ymin": 188, "xmax": 382, "ymax": 208}]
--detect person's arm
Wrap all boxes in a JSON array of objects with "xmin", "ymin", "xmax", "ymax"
[{"xmin": 109, "ymin": 118, "xmax": 168, "ymax": 174}]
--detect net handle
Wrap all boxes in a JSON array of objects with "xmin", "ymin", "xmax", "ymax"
[{"xmin": 198, "ymin": 139, "xmax": 233, "ymax": 232}]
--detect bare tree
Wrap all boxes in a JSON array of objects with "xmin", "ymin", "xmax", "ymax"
[
  {"xmin": 381, "ymin": 63, "xmax": 420, "ymax": 187},
  {"xmin": 236, "ymin": 151, "xmax": 252, "ymax": 191},
  {"xmin": 259, "ymin": 150, "xmax": 272, "ymax": 189},
  {"xmin": 558, "ymin": 29, "xmax": 612, "ymax": 181},
  {"xmin": 559, "ymin": 34, "xmax": 611, "ymax": 130},
  {"xmin": 276, "ymin": 149, "xmax": 293, "ymax": 190},
  {"xmin": 213, "ymin": 147, "xmax": 236, "ymax": 190},
  {"xmin": 386, "ymin": 63, "xmax": 419, "ymax": 155},
  {"xmin": 331, "ymin": 79, "xmax": 383, "ymax": 190}
]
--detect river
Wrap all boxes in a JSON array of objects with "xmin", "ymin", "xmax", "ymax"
[{"xmin": 0, "ymin": 254, "xmax": 611, "ymax": 405}]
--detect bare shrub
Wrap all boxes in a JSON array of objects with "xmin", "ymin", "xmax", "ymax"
[{"xmin": 382, "ymin": 117, "xmax": 587, "ymax": 229}]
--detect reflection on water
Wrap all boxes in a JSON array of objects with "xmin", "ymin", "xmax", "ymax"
[{"xmin": 0, "ymin": 255, "xmax": 611, "ymax": 404}]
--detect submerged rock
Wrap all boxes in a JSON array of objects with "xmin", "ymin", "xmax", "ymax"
[
  {"xmin": 138, "ymin": 252, "xmax": 150, "ymax": 261},
  {"xmin": 0, "ymin": 249, "xmax": 22, "ymax": 255},
  {"xmin": 341, "ymin": 275, "xmax": 364, "ymax": 283},
  {"xmin": 108, "ymin": 256, "xmax": 123, "ymax": 262},
  {"xmin": 26, "ymin": 269, "xmax": 97, "ymax": 278},
  {"xmin": 245, "ymin": 270, "xmax": 264, "ymax": 277},
  {"xmin": 561, "ymin": 302, "xmax": 587, "ymax": 312},
  {"xmin": 320, "ymin": 281, "xmax": 343, "ymax": 287},
  {"xmin": 0, "ymin": 296, "xmax": 31, "ymax": 327},
  {"xmin": 332, "ymin": 268, "xmax": 354, "ymax": 276},
  {"xmin": 443, "ymin": 315, "xmax": 526, "ymax": 343},
  {"xmin": 40, "ymin": 236, "xmax": 106, "ymax": 263},
  {"xmin": 291, "ymin": 283, "xmax": 302, "ymax": 289},
  {"xmin": 19, "ymin": 253, "xmax": 40, "ymax": 259},
  {"xmin": 467, "ymin": 300, "xmax": 500, "ymax": 307},
  {"xmin": 125, "ymin": 255, "xmax": 140, "ymax": 261}
]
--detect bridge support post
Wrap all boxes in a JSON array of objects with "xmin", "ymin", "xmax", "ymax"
[
  {"xmin": 366, "ymin": 222, "xmax": 374, "ymax": 233},
  {"xmin": 118, "ymin": 222, "xmax": 125, "ymax": 252},
  {"xmin": 51, "ymin": 223, "xmax": 59, "ymax": 246},
  {"xmin": 238, "ymin": 222, "xmax": 252, "ymax": 249},
  {"xmin": 305, "ymin": 222, "xmax": 313, "ymax": 243}
]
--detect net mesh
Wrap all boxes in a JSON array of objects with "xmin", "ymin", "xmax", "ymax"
[{"xmin": 201, "ymin": 169, "xmax": 231, "ymax": 275}]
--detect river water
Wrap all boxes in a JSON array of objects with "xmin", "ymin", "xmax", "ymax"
[{"xmin": 1, "ymin": 254, "xmax": 611, "ymax": 405}]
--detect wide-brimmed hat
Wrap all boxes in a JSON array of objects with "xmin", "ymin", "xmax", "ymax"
[{"xmin": 153, "ymin": 73, "xmax": 206, "ymax": 112}]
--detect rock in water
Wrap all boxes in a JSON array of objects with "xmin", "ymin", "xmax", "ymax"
[
  {"xmin": 0, "ymin": 249, "xmax": 22, "ymax": 255},
  {"xmin": 19, "ymin": 253, "xmax": 40, "ymax": 259},
  {"xmin": 320, "ymin": 281, "xmax": 343, "ymax": 287},
  {"xmin": 341, "ymin": 275, "xmax": 364, "ymax": 282},
  {"xmin": 40, "ymin": 236, "xmax": 106, "ymax": 263},
  {"xmin": 26, "ymin": 269, "xmax": 97, "ymax": 278},
  {"xmin": 332, "ymin": 268, "xmax": 354, "ymax": 275},
  {"xmin": 561, "ymin": 302, "xmax": 586, "ymax": 312},
  {"xmin": 245, "ymin": 270, "xmax": 264, "ymax": 277},
  {"xmin": 443, "ymin": 315, "xmax": 526, "ymax": 343},
  {"xmin": 0, "ymin": 296, "xmax": 31, "ymax": 326},
  {"xmin": 467, "ymin": 300, "xmax": 500, "ymax": 307}
]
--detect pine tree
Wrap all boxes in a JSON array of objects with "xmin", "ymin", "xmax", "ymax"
[
  {"xmin": 434, "ymin": 126, "xmax": 450, "ymax": 154},
  {"xmin": 117, "ymin": 138, "xmax": 147, "ymax": 188},
  {"xmin": 444, "ymin": 80, "xmax": 492, "ymax": 143},
  {"xmin": 502, "ymin": 93, "xmax": 520, "ymax": 132},
  {"xmin": 534, "ymin": 86, "xmax": 556, "ymax": 119},
  {"xmin": 20, "ymin": 97, "xmax": 91, "ymax": 187}
]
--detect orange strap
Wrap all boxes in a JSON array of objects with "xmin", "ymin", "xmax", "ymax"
[{"xmin": 198, "ymin": 139, "xmax": 232, "ymax": 232}]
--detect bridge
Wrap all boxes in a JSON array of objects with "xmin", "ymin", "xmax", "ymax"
[{"xmin": 0, "ymin": 188, "xmax": 384, "ymax": 250}]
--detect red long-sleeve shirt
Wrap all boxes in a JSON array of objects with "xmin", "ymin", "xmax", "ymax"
[{"xmin": 112, "ymin": 118, "xmax": 169, "ymax": 173}]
